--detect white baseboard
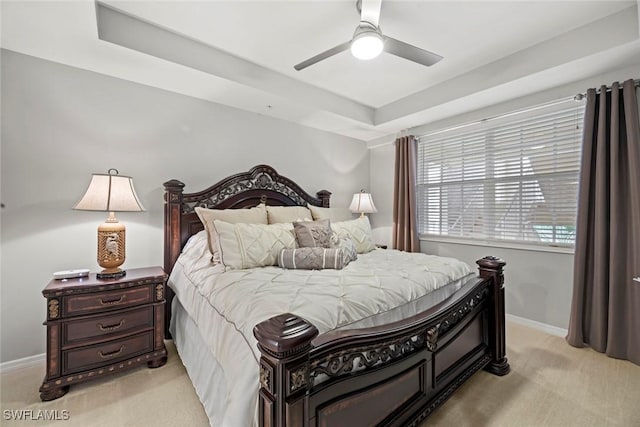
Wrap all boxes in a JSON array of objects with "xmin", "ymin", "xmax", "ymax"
[
  {"xmin": 506, "ymin": 314, "xmax": 568, "ymax": 337},
  {"xmin": 0, "ymin": 353, "xmax": 45, "ymax": 373}
]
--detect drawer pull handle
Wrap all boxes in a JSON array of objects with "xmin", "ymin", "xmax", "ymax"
[
  {"xmin": 99, "ymin": 345, "xmax": 125, "ymax": 359},
  {"xmin": 97, "ymin": 319, "xmax": 125, "ymax": 331},
  {"xmin": 100, "ymin": 295, "xmax": 125, "ymax": 306}
]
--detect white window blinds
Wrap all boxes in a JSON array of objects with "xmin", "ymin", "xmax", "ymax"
[{"xmin": 416, "ymin": 100, "xmax": 584, "ymax": 247}]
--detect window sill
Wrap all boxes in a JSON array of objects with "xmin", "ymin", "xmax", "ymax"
[{"xmin": 418, "ymin": 235, "xmax": 575, "ymax": 254}]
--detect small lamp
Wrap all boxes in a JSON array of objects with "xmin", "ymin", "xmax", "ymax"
[
  {"xmin": 73, "ymin": 169, "xmax": 145, "ymax": 279},
  {"xmin": 350, "ymin": 190, "xmax": 378, "ymax": 218}
]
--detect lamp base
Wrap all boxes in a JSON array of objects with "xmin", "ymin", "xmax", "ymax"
[
  {"xmin": 97, "ymin": 269, "xmax": 127, "ymax": 280},
  {"xmin": 97, "ymin": 216, "xmax": 126, "ymax": 280}
]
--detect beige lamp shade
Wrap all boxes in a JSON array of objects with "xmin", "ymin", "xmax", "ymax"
[
  {"xmin": 350, "ymin": 191, "xmax": 378, "ymax": 217},
  {"xmin": 73, "ymin": 170, "xmax": 145, "ymax": 212},
  {"xmin": 73, "ymin": 169, "xmax": 144, "ymax": 279}
]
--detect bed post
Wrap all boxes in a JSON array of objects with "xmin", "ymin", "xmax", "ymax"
[
  {"xmin": 253, "ymin": 313, "xmax": 319, "ymax": 427},
  {"xmin": 477, "ymin": 256, "xmax": 510, "ymax": 376},
  {"xmin": 316, "ymin": 190, "xmax": 331, "ymax": 207},
  {"xmin": 163, "ymin": 179, "xmax": 185, "ymax": 338}
]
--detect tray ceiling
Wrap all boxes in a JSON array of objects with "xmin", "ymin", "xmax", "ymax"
[{"xmin": 2, "ymin": 1, "xmax": 639, "ymax": 141}]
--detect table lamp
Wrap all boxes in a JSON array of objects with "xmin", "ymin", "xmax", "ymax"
[
  {"xmin": 349, "ymin": 190, "xmax": 377, "ymax": 218},
  {"xmin": 73, "ymin": 169, "xmax": 145, "ymax": 279}
]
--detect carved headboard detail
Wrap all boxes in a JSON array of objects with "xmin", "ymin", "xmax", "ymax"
[{"xmin": 171, "ymin": 164, "xmax": 331, "ymax": 215}]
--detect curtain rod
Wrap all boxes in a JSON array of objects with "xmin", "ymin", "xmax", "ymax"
[
  {"xmin": 406, "ymin": 78, "xmax": 639, "ymax": 142},
  {"xmin": 417, "ymin": 78, "xmax": 639, "ymax": 140},
  {"xmin": 574, "ymin": 78, "xmax": 640, "ymax": 100},
  {"xmin": 417, "ymin": 96, "xmax": 578, "ymax": 140}
]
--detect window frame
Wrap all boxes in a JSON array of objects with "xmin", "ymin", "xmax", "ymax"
[{"xmin": 415, "ymin": 99, "xmax": 584, "ymax": 252}]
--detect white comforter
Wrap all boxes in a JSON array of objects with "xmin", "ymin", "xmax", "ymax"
[{"xmin": 169, "ymin": 231, "xmax": 472, "ymax": 427}]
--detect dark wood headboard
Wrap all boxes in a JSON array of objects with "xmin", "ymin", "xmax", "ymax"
[{"xmin": 162, "ymin": 164, "xmax": 331, "ymax": 336}]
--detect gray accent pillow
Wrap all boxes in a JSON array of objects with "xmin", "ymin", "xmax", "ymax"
[
  {"xmin": 293, "ymin": 219, "xmax": 332, "ymax": 248},
  {"xmin": 278, "ymin": 247, "xmax": 348, "ymax": 270}
]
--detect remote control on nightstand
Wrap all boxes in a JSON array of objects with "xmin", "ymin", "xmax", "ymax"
[{"xmin": 53, "ymin": 269, "xmax": 90, "ymax": 280}]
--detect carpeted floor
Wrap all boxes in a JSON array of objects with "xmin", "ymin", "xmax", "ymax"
[{"xmin": 1, "ymin": 322, "xmax": 638, "ymax": 426}]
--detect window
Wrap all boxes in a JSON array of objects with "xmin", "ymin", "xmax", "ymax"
[{"xmin": 416, "ymin": 100, "xmax": 584, "ymax": 248}]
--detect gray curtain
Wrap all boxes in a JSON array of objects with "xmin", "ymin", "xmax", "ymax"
[
  {"xmin": 392, "ymin": 135, "xmax": 419, "ymax": 252},
  {"xmin": 567, "ymin": 79, "xmax": 640, "ymax": 365}
]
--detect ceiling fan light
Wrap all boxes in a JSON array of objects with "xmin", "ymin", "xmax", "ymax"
[{"xmin": 351, "ymin": 31, "xmax": 384, "ymax": 60}]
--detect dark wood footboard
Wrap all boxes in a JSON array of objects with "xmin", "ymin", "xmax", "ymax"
[{"xmin": 254, "ymin": 256, "xmax": 509, "ymax": 427}]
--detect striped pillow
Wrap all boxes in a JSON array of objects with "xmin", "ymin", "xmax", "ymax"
[{"xmin": 278, "ymin": 247, "xmax": 348, "ymax": 270}]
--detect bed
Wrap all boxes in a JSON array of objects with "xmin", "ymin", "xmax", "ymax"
[{"xmin": 163, "ymin": 164, "xmax": 510, "ymax": 427}]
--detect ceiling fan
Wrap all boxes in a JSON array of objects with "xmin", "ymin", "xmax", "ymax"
[{"xmin": 294, "ymin": 0, "xmax": 443, "ymax": 71}]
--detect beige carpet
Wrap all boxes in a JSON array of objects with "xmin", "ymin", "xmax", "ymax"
[{"xmin": 1, "ymin": 322, "xmax": 638, "ymax": 426}]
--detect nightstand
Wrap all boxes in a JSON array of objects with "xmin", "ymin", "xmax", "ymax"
[{"xmin": 39, "ymin": 267, "xmax": 168, "ymax": 401}]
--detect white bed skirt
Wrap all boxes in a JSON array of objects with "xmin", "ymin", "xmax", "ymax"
[{"xmin": 170, "ymin": 297, "xmax": 254, "ymax": 427}]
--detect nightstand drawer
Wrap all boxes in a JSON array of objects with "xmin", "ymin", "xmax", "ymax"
[
  {"xmin": 62, "ymin": 331, "xmax": 154, "ymax": 375},
  {"xmin": 63, "ymin": 306, "xmax": 154, "ymax": 346},
  {"xmin": 64, "ymin": 285, "xmax": 153, "ymax": 316}
]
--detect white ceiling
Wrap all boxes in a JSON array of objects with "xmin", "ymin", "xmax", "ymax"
[{"xmin": 2, "ymin": 0, "xmax": 640, "ymax": 142}]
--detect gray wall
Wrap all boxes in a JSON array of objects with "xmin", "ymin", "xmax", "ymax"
[
  {"xmin": 368, "ymin": 63, "xmax": 640, "ymax": 331},
  {"xmin": 0, "ymin": 50, "xmax": 369, "ymax": 363},
  {"xmin": 418, "ymin": 241, "xmax": 574, "ymax": 329}
]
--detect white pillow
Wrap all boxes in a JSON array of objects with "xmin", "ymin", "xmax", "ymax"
[
  {"xmin": 214, "ymin": 220, "xmax": 296, "ymax": 270},
  {"xmin": 195, "ymin": 205, "xmax": 268, "ymax": 264},
  {"xmin": 331, "ymin": 216, "xmax": 376, "ymax": 254},
  {"xmin": 308, "ymin": 204, "xmax": 353, "ymax": 222},
  {"xmin": 266, "ymin": 205, "xmax": 312, "ymax": 224}
]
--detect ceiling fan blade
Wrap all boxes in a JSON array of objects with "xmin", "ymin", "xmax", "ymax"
[
  {"xmin": 384, "ymin": 36, "xmax": 443, "ymax": 67},
  {"xmin": 360, "ymin": 0, "xmax": 382, "ymax": 27},
  {"xmin": 294, "ymin": 41, "xmax": 351, "ymax": 71}
]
